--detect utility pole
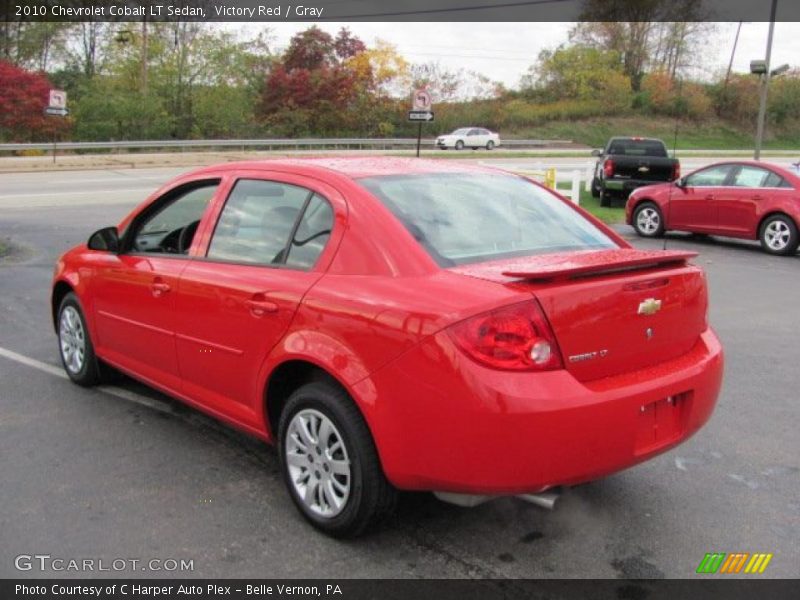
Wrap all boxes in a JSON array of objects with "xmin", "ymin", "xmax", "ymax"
[
  {"xmin": 724, "ymin": 22, "xmax": 743, "ymax": 89},
  {"xmin": 754, "ymin": 0, "xmax": 778, "ymax": 161},
  {"xmin": 141, "ymin": 16, "xmax": 148, "ymax": 96}
]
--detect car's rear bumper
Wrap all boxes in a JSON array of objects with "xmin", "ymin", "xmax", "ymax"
[
  {"xmin": 604, "ymin": 178, "xmax": 668, "ymax": 195},
  {"xmin": 355, "ymin": 328, "xmax": 723, "ymax": 494}
]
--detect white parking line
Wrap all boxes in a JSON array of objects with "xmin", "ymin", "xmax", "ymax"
[{"xmin": 0, "ymin": 345, "xmax": 172, "ymax": 414}]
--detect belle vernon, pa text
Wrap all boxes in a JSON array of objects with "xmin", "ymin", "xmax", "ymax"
[
  {"xmin": 39, "ymin": 4, "xmax": 325, "ymax": 18},
  {"xmin": 16, "ymin": 584, "xmax": 343, "ymax": 597}
]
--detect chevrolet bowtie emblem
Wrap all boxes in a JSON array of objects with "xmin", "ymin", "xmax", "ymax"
[
  {"xmin": 638, "ymin": 165, "xmax": 650, "ymax": 173},
  {"xmin": 638, "ymin": 298, "xmax": 662, "ymax": 315}
]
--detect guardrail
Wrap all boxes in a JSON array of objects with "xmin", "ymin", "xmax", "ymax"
[{"xmin": 0, "ymin": 137, "xmax": 574, "ymax": 153}]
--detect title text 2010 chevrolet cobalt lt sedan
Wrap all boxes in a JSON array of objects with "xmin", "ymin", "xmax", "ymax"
[{"xmin": 52, "ymin": 158, "xmax": 723, "ymax": 536}]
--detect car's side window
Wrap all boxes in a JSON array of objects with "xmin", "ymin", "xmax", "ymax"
[
  {"xmin": 732, "ymin": 166, "xmax": 770, "ymax": 188},
  {"xmin": 686, "ymin": 166, "xmax": 732, "ymax": 187},
  {"xmin": 763, "ymin": 171, "xmax": 791, "ymax": 188},
  {"xmin": 131, "ymin": 182, "xmax": 218, "ymax": 255},
  {"xmin": 284, "ymin": 194, "xmax": 334, "ymax": 269},
  {"xmin": 206, "ymin": 180, "xmax": 333, "ymax": 269}
]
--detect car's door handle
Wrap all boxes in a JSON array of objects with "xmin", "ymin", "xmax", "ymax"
[
  {"xmin": 704, "ymin": 194, "xmax": 714, "ymax": 200},
  {"xmin": 151, "ymin": 280, "xmax": 171, "ymax": 297},
  {"xmin": 753, "ymin": 195, "xmax": 763, "ymax": 201},
  {"xmin": 245, "ymin": 295, "xmax": 279, "ymax": 317}
]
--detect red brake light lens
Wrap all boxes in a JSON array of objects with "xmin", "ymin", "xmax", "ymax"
[
  {"xmin": 603, "ymin": 158, "xmax": 614, "ymax": 178},
  {"xmin": 447, "ymin": 301, "xmax": 563, "ymax": 371}
]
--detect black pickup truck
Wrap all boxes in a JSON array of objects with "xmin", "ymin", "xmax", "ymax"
[{"xmin": 590, "ymin": 137, "xmax": 680, "ymax": 207}]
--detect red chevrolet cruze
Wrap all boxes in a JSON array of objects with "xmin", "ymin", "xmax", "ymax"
[
  {"xmin": 627, "ymin": 160, "xmax": 800, "ymax": 255},
  {"xmin": 52, "ymin": 158, "xmax": 723, "ymax": 536}
]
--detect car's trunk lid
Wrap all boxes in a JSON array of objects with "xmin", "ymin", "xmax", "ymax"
[{"xmin": 451, "ymin": 249, "xmax": 707, "ymax": 382}]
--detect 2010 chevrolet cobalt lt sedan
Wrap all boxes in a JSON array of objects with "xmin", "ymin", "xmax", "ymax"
[{"xmin": 52, "ymin": 158, "xmax": 723, "ymax": 536}]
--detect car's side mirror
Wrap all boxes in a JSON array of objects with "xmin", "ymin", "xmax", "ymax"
[
  {"xmin": 591, "ymin": 149, "xmax": 602, "ymax": 157},
  {"xmin": 675, "ymin": 177, "xmax": 687, "ymax": 188},
  {"xmin": 87, "ymin": 226, "xmax": 120, "ymax": 252}
]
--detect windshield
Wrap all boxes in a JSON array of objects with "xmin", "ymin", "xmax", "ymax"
[
  {"xmin": 359, "ymin": 173, "xmax": 617, "ymax": 267},
  {"xmin": 451, "ymin": 128, "xmax": 471, "ymax": 135}
]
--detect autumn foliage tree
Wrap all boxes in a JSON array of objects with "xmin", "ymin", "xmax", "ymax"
[
  {"xmin": 0, "ymin": 60, "xmax": 71, "ymax": 141},
  {"xmin": 259, "ymin": 27, "xmax": 388, "ymax": 136}
]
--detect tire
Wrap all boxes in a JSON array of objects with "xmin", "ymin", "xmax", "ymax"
[
  {"xmin": 57, "ymin": 293, "xmax": 102, "ymax": 386},
  {"xmin": 632, "ymin": 202, "xmax": 665, "ymax": 238},
  {"xmin": 591, "ymin": 177, "xmax": 601, "ymax": 198},
  {"xmin": 486, "ymin": 140, "xmax": 495, "ymax": 150},
  {"xmin": 759, "ymin": 214, "xmax": 799, "ymax": 256},
  {"xmin": 599, "ymin": 188, "xmax": 612, "ymax": 208},
  {"xmin": 454, "ymin": 140, "xmax": 464, "ymax": 150},
  {"xmin": 278, "ymin": 381, "xmax": 397, "ymax": 537}
]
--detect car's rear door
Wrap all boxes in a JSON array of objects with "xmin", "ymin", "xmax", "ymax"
[
  {"xmin": 717, "ymin": 165, "xmax": 789, "ymax": 236},
  {"xmin": 669, "ymin": 165, "xmax": 733, "ymax": 232},
  {"xmin": 173, "ymin": 172, "xmax": 341, "ymax": 425},
  {"xmin": 91, "ymin": 179, "xmax": 222, "ymax": 391}
]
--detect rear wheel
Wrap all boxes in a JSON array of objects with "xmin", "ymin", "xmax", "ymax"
[
  {"xmin": 759, "ymin": 214, "xmax": 799, "ymax": 256},
  {"xmin": 58, "ymin": 293, "xmax": 102, "ymax": 386},
  {"xmin": 632, "ymin": 202, "xmax": 665, "ymax": 238},
  {"xmin": 486, "ymin": 140, "xmax": 495, "ymax": 150},
  {"xmin": 591, "ymin": 177, "xmax": 601, "ymax": 198},
  {"xmin": 278, "ymin": 381, "xmax": 396, "ymax": 537},
  {"xmin": 455, "ymin": 140, "xmax": 464, "ymax": 151},
  {"xmin": 599, "ymin": 188, "xmax": 612, "ymax": 208}
]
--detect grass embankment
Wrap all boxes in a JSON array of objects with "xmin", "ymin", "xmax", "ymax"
[
  {"xmin": 511, "ymin": 116, "xmax": 800, "ymax": 151},
  {"xmin": 554, "ymin": 184, "xmax": 626, "ymax": 224},
  {"xmin": 0, "ymin": 240, "xmax": 8, "ymax": 258}
]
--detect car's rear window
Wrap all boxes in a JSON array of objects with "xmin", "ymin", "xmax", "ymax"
[
  {"xmin": 608, "ymin": 140, "xmax": 668, "ymax": 157},
  {"xmin": 359, "ymin": 173, "xmax": 616, "ymax": 267}
]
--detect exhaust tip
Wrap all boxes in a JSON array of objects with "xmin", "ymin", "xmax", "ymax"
[{"xmin": 517, "ymin": 489, "xmax": 561, "ymax": 510}]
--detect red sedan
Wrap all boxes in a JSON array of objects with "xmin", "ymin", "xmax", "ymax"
[
  {"xmin": 52, "ymin": 158, "xmax": 723, "ymax": 536},
  {"xmin": 626, "ymin": 161, "xmax": 800, "ymax": 255}
]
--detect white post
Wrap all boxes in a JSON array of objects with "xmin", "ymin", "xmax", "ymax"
[
  {"xmin": 584, "ymin": 162, "xmax": 593, "ymax": 193},
  {"xmin": 571, "ymin": 170, "xmax": 581, "ymax": 204}
]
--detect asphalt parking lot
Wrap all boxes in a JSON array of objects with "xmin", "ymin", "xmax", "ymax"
[{"xmin": 1, "ymin": 167, "xmax": 798, "ymax": 579}]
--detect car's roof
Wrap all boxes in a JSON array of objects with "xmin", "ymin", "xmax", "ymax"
[
  {"xmin": 700, "ymin": 160, "xmax": 800, "ymax": 178},
  {"xmin": 192, "ymin": 156, "xmax": 502, "ymax": 180}
]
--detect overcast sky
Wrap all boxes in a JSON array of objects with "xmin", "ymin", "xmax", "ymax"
[{"xmin": 234, "ymin": 21, "xmax": 800, "ymax": 89}]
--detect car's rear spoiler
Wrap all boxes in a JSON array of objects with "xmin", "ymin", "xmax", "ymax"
[{"xmin": 501, "ymin": 249, "xmax": 698, "ymax": 282}]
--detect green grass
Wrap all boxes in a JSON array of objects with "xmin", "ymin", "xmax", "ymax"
[
  {"xmin": 511, "ymin": 115, "xmax": 800, "ymax": 151},
  {"xmin": 0, "ymin": 240, "xmax": 8, "ymax": 257},
  {"xmin": 556, "ymin": 184, "xmax": 626, "ymax": 224}
]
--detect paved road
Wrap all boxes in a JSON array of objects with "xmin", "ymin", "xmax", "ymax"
[{"xmin": 1, "ymin": 168, "xmax": 798, "ymax": 580}]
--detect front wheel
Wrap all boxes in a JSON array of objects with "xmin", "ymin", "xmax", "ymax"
[
  {"xmin": 486, "ymin": 140, "xmax": 495, "ymax": 150},
  {"xmin": 58, "ymin": 293, "xmax": 102, "ymax": 386},
  {"xmin": 632, "ymin": 202, "xmax": 665, "ymax": 238},
  {"xmin": 454, "ymin": 140, "xmax": 464, "ymax": 150},
  {"xmin": 279, "ymin": 382, "xmax": 397, "ymax": 537},
  {"xmin": 759, "ymin": 214, "xmax": 799, "ymax": 256}
]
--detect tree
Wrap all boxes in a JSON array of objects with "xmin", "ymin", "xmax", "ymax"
[{"xmin": 0, "ymin": 60, "xmax": 70, "ymax": 141}]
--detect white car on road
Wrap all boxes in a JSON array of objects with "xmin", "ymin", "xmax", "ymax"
[{"xmin": 435, "ymin": 128, "xmax": 501, "ymax": 150}]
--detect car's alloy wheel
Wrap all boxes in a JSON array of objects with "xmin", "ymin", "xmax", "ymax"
[
  {"xmin": 760, "ymin": 215, "xmax": 799, "ymax": 256},
  {"xmin": 633, "ymin": 203, "xmax": 665, "ymax": 238},
  {"xmin": 486, "ymin": 141, "xmax": 495, "ymax": 150},
  {"xmin": 285, "ymin": 408, "xmax": 351, "ymax": 518},
  {"xmin": 455, "ymin": 140, "xmax": 464, "ymax": 150},
  {"xmin": 57, "ymin": 293, "xmax": 102, "ymax": 386},
  {"xmin": 278, "ymin": 382, "xmax": 396, "ymax": 537}
]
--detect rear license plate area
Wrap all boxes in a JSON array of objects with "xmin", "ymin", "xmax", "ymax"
[{"xmin": 634, "ymin": 391, "xmax": 691, "ymax": 455}]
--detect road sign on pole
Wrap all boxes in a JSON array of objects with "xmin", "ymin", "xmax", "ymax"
[
  {"xmin": 412, "ymin": 89, "xmax": 432, "ymax": 111},
  {"xmin": 408, "ymin": 110, "xmax": 434, "ymax": 122},
  {"xmin": 49, "ymin": 89, "xmax": 67, "ymax": 109}
]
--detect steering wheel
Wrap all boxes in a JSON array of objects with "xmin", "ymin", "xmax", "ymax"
[{"xmin": 177, "ymin": 220, "xmax": 200, "ymax": 254}]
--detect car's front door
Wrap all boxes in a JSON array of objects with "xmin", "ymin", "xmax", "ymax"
[
  {"xmin": 669, "ymin": 165, "xmax": 733, "ymax": 232},
  {"xmin": 173, "ymin": 174, "xmax": 338, "ymax": 426},
  {"xmin": 90, "ymin": 180, "xmax": 221, "ymax": 390}
]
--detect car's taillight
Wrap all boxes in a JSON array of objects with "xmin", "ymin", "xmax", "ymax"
[
  {"xmin": 447, "ymin": 300, "xmax": 563, "ymax": 371},
  {"xmin": 671, "ymin": 162, "xmax": 681, "ymax": 181},
  {"xmin": 603, "ymin": 158, "xmax": 614, "ymax": 178}
]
